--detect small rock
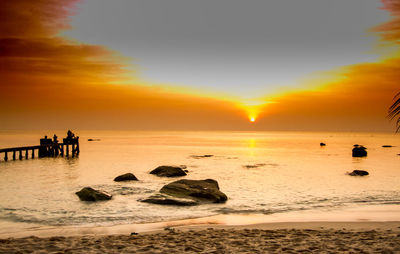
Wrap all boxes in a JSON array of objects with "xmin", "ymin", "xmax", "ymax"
[
  {"xmin": 382, "ymin": 145, "xmax": 394, "ymax": 148},
  {"xmin": 320, "ymin": 143, "xmax": 326, "ymax": 146},
  {"xmin": 243, "ymin": 163, "xmax": 266, "ymax": 169},
  {"xmin": 348, "ymin": 170, "xmax": 369, "ymax": 176},
  {"xmin": 190, "ymin": 154, "xmax": 214, "ymax": 159},
  {"xmin": 150, "ymin": 166, "xmax": 187, "ymax": 177},
  {"xmin": 114, "ymin": 173, "xmax": 138, "ymax": 182},
  {"xmin": 352, "ymin": 145, "xmax": 367, "ymax": 157},
  {"xmin": 87, "ymin": 138, "xmax": 101, "ymax": 141},
  {"xmin": 75, "ymin": 187, "xmax": 112, "ymax": 201}
]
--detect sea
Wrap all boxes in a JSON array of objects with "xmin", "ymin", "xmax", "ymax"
[{"xmin": 0, "ymin": 130, "xmax": 399, "ymax": 235}]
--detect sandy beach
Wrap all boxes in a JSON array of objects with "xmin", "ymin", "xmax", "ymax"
[{"xmin": 1, "ymin": 221, "xmax": 400, "ymax": 253}]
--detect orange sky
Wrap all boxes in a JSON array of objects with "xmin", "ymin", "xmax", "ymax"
[{"xmin": 0, "ymin": 0, "xmax": 399, "ymax": 131}]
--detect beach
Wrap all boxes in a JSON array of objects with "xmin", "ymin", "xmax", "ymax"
[{"xmin": 1, "ymin": 221, "xmax": 400, "ymax": 253}]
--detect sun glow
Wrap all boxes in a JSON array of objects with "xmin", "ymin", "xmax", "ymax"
[{"xmin": 239, "ymin": 98, "xmax": 269, "ymax": 124}]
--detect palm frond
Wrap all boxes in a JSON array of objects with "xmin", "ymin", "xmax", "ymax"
[{"xmin": 388, "ymin": 92, "xmax": 400, "ymax": 132}]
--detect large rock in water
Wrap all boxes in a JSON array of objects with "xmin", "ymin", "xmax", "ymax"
[
  {"xmin": 150, "ymin": 166, "xmax": 187, "ymax": 177},
  {"xmin": 348, "ymin": 170, "xmax": 369, "ymax": 176},
  {"xmin": 114, "ymin": 173, "xmax": 138, "ymax": 182},
  {"xmin": 352, "ymin": 145, "xmax": 367, "ymax": 157},
  {"xmin": 160, "ymin": 179, "xmax": 227, "ymax": 203},
  {"xmin": 140, "ymin": 179, "xmax": 227, "ymax": 206},
  {"xmin": 75, "ymin": 187, "xmax": 112, "ymax": 201}
]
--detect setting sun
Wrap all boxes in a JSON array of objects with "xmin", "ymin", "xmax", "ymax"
[{"xmin": 250, "ymin": 117, "xmax": 256, "ymax": 122}]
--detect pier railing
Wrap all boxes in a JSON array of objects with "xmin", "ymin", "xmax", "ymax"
[{"xmin": 0, "ymin": 137, "xmax": 79, "ymax": 162}]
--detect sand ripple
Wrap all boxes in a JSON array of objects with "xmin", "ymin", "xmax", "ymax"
[{"xmin": 1, "ymin": 227, "xmax": 400, "ymax": 253}]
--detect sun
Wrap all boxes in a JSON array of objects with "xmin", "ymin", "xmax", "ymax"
[{"xmin": 250, "ymin": 117, "xmax": 256, "ymax": 122}]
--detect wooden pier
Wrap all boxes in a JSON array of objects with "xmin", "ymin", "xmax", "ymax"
[{"xmin": 0, "ymin": 135, "xmax": 79, "ymax": 162}]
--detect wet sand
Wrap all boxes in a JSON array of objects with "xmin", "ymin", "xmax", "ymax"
[{"xmin": 1, "ymin": 221, "xmax": 400, "ymax": 253}]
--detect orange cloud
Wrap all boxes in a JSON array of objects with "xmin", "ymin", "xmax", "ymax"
[
  {"xmin": 255, "ymin": 58, "xmax": 399, "ymax": 131},
  {"xmin": 0, "ymin": 0, "xmax": 247, "ymax": 130},
  {"xmin": 249, "ymin": 0, "xmax": 400, "ymax": 132},
  {"xmin": 373, "ymin": 0, "xmax": 400, "ymax": 42}
]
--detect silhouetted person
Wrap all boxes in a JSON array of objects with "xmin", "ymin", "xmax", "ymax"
[
  {"xmin": 67, "ymin": 130, "xmax": 75, "ymax": 140},
  {"xmin": 53, "ymin": 134, "xmax": 58, "ymax": 143}
]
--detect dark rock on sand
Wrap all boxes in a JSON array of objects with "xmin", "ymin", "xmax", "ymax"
[
  {"xmin": 352, "ymin": 145, "xmax": 367, "ymax": 157},
  {"xmin": 382, "ymin": 145, "xmax": 394, "ymax": 148},
  {"xmin": 75, "ymin": 187, "xmax": 112, "ymax": 201},
  {"xmin": 87, "ymin": 138, "xmax": 101, "ymax": 141},
  {"xmin": 160, "ymin": 179, "xmax": 227, "ymax": 203},
  {"xmin": 150, "ymin": 166, "xmax": 187, "ymax": 177},
  {"xmin": 348, "ymin": 170, "xmax": 369, "ymax": 176},
  {"xmin": 114, "ymin": 173, "xmax": 138, "ymax": 182},
  {"xmin": 320, "ymin": 143, "xmax": 326, "ymax": 146},
  {"xmin": 140, "ymin": 193, "xmax": 198, "ymax": 206}
]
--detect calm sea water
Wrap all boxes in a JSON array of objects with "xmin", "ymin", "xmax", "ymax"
[{"xmin": 0, "ymin": 131, "xmax": 399, "ymax": 233}]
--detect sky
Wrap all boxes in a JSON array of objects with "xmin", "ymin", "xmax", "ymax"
[
  {"xmin": 0, "ymin": 0, "xmax": 399, "ymax": 131},
  {"xmin": 64, "ymin": 0, "xmax": 389, "ymax": 99}
]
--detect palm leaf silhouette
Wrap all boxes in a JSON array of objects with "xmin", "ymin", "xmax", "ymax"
[{"xmin": 388, "ymin": 92, "xmax": 400, "ymax": 132}]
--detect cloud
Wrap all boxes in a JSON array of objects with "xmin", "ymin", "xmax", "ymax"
[
  {"xmin": 0, "ymin": 0, "xmax": 244, "ymax": 130},
  {"xmin": 373, "ymin": 0, "xmax": 400, "ymax": 42}
]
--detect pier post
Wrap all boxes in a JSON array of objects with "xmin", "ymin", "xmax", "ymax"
[
  {"xmin": 76, "ymin": 137, "xmax": 80, "ymax": 155},
  {"xmin": 19, "ymin": 150, "xmax": 23, "ymax": 160},
  {"xmin": 60, "ymin": 144, "xmax": 64, "ymax": 156},
  {"xmin": 4, "ymin": 152, "xmax": 7, "ymax": 162},
  {"xmin": 13, "ymin": 151, "xmax": 16, "ymax": 160},
  {"xmin": 32, "ymin": 149, "xmax": 35, "ymax": 159},
  {"xmin": 25, "ymin": 150, "xmax": 28, "ymax": 159},
  {"xmin": 66, "ymin": 144, "xmax": 69, "ymax": 157}
]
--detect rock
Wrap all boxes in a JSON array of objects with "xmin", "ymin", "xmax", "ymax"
[
  {"xmin": 382, "ymin": 145, "xmax": 394, "ymax": 148},
  {"xmin": 320, "ymin": 143, "xmax": 326, "ymax": 146},
  {"xmin": 87, "ymin": 138, "xmax": 101, "ymax": 141},
  {"xmin": 348, "ymin": 170, "xmax": 369, "ymax": 176},
  {"xmin": 114, "ymin": 173, "xmax": 138, "ymax": 182},
  {"xmin": 140, "ymin": 179, "xmax": 228, "ymax": 206},
  {"xmin": 190, "ymin": 155, "xmax": 214, "ymax": 159},
  {"xmin": 243, "ymin": 163, "xmax": 266, "ymax": 169},
  {"xmin": 352, "ymin": 145, "xmax": 367, "ymax": 157},
  {"xmin": 160, "ymin": 179, "xmax": 227, "ymax": 203},
  {"xmin": 75, "ymin": 187, "xmax": 112, "ymax": 201},
  {"xmin": 139, "ymin": 193, "xmax": 198, "ymax": 206},
  {"xmin": 150, "ymin": 166, "xmax": 187, "ymax": 177}
]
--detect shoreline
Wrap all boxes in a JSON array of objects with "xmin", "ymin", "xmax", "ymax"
[{"xmin": 2, "ymin": 204, "xmax": 400, "ymax": 239}]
